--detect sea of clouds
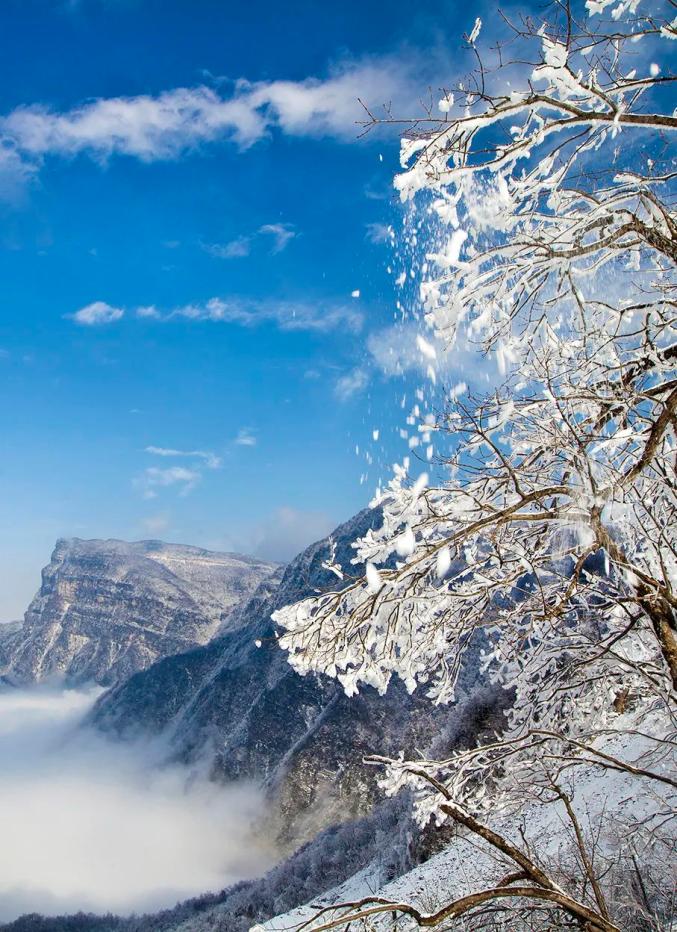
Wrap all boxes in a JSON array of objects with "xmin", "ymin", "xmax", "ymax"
[{"xmin": 0, "ymin": 686, "xmax": 273, "ymax": 922}]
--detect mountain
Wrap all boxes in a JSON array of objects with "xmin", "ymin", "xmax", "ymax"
[
  {"xmin": 0, "ymin": 538, "xmax": 278, "ymax": 687},
  {"xmin": 0, "ymin": 513, "xmax": 500, "ymax": 932},
  {"xmin": 90, "ymin": 510, "xmax": 488, "ymax": 849}
]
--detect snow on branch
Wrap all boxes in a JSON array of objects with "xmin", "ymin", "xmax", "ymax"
[{"xmin": 271, "ymin": 3, "xmax": 677, "ymax": 928}]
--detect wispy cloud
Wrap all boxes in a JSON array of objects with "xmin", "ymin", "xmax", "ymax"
[
  {"xmin": 135, "ymin": 297, "xmax": 364, "ymax": 333},
  {"xmin": 203, "ymin": 222, "xmax": 296, "ymax": 261},
  {"xmin": 71, "ymin": 300, "xmax": 124, "ymax": 326},
  {"xmin": 135, "ymin": 465, "xmax": 202, "ymax": 499},
  {"xmin": 0, "ymin": 146, "xmax": 37, "ymax": 204},
  {"xmin": 144, "ymin": 446, "xmax": 222, "ymax": 469},
  {"xmin": 258, "ymin": 223, "xmax": 296, "ymax": 254},
  {"xmin": 73, "ymin": 295, "xmax": 362, "ymax": 334},
  {"xmin": 234, "ymin": 428, "xmax": 257, "ymax": 447},
  {"xmin": 363, "ymin": 179, "xmax": 391, "ymax": 201},
  {"xmin": 136, "ymin": 305, "xmax": 162, "ymax": 319},
  {"xmin": 334, "ymin": 367, "xmax": 369, "ymax": 401},
  {"xmin": 202, "ymin": 236, "xmax": 251, "ymax": 259},
  {"xmin": 2, "ymin": 87, "xmax": 265, "ymax": 160},
  {"xmin": 136, "ymin": 445, "xmax": 223, "ymax": 499},
  {"xmin": 0, "ymin": 54, "xmax": 424, "ymax": 191}
]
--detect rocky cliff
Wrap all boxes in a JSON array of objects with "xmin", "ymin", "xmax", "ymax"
[{"xmin": 0, "ymin": 538, "xmax": 278, "ymax": 687}]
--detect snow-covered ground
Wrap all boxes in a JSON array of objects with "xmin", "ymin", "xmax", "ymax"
[{"xmin": 258, "ymin": 711, "xmax": 676, "ymax": 931}]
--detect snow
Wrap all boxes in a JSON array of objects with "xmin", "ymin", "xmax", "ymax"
[
  {"xmin": 415, "ymin": 334, "xmax": 437, "ymax": 360},
  {"xmin": 468, "ymin": 17, "xmax": 481, "ymax": 45},
  {"xmin": 260, "ymin": 710, "xmax": 676, "ymax": 931},
  {"xmin": 365, "ymin": 562, "xmax": 382, "ymax": 593},
  {"xmin": 435, "ymin": 546, "xmax": 451, "ymax": 579}
]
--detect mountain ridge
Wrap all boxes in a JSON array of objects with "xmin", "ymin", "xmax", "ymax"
[{"xmin": 0, "ymin": 537, "xmax": 278, "ymax": 687}]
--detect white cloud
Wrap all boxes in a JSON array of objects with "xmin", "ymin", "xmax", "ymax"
[
  {"xmin": 136, "ymin": 296, "xmax": 364, "ymax": 333},
  {"xmin": 0, "ymin": 688, "xmax": 271, "ymax": 922},
  {"xmin": 258, "ymin": 222, "xmax": 296, "ymax": 254},
  {"xmin": 202, "ymin": 236, "xmax": 251, "ymax": 259},
  {"xmin": 334, "ymin": 367, "xmax": 369, "ymax": 401},
  {"xmin": 75, "ymin": 295, "xmax": 362, "ymax": 334},
  {"xmin": 243, "ymin": 57, "xmax": 413, "ymax": 140},
  {"xmin": 145, "ymin": 446, "xmax": 222, "ymax": 469},
  {"xmin": 136, "ymin": 305, "xmax": 161, "ymax": 319},
  {"xmin": 135, "ymin": 465, "xmax": 202, "ymax": 499},
  {"xmin": 71, "ymin": 300, "xmax": 124, "ymax": 326},
  {"xmin": 0, "ymin": 54, "xmax": 424, "ymax": 189},
  {"xmin": 135, "ymin": 446, "xmax": 223, "ymax": 499},
  {"xmin": 1, "ymin": 87, "xmax": 266, "ymax": 160},
  {"xmin": 234, "ymin": 428, "xmax": 257, "ymax": 447},
  {"xmin": 203, "ymin": 223, "xmax": 296, "ymax": 260},
  {"xmin": 365, "ymin": 222, "xmax": 393, "ymax": 244}
]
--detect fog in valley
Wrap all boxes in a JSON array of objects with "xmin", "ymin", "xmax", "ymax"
[{"xmin": 0, "ymin": 687, "xmax": 272, "ymax": 922}]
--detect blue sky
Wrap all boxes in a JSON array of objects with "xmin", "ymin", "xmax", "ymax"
[{"xmin": 0, "ymin": 0, "xmax": 482, "ymax": 619}]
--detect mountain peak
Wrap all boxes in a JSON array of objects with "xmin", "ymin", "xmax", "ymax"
[{"xmin": 0, "ymin": 537, "xmax": 278, "ymax": 687}]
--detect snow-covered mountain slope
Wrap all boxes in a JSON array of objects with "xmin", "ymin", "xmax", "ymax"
[
  {"xmin": 0, "ymin": 538, "xmax": 278, "ymax": 687},
  {"xmin": 90, "ymin": 509, "xmax": 491, "ymax": 849},
  {"xmin": 256, "ymin": 713, "xmax": 676, "ymax": 932}
]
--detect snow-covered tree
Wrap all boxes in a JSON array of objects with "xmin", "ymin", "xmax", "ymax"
[{"xmin": 272, "ymin": 1, "xmax": 677, "ymax": 928}]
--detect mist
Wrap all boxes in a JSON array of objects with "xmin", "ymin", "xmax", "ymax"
[{"xmin": 0, "ymin": 686, "xmax": 274, "ymax": 922}]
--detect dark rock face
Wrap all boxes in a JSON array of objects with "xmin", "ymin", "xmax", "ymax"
[
  {"xmin": 0, "ymin": 538, "xmax": 278, "ymax": 687},
  {"xmin": 91, "ymin": 510, "xmax": 483, "ymax": 848}
]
